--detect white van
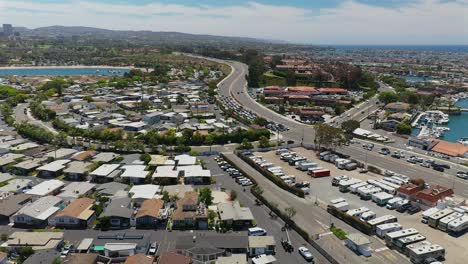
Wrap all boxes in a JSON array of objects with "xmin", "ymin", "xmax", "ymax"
[{"xmin": 248, "ymin": 227, "xmax": 267, "ymax": 236}]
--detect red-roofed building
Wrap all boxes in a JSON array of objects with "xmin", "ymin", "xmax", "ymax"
[
  {"xmin": 397, "ymin": 184, "xmax": 421, "ymax": 200},
  {"xmin": 415, "ymin": 185, "xmax": 454, "ymax": 208},
  {"xmin": 288, "ymin": 86, "xmax": 317, "ymax": 95},
  {"xmin": 429, "ymin": 139, "xmax": 468, "ymax": 157},
  {"xmin": 317, "ymin": 88, "xmax": 348, "ymax": 95},
  {"xmin": 264, "ymin": 97, "xmax": 284, "ymax": 104},
  {"xmin": 264, "ymin": 88, "xmax": 287, "ymax": 97},
  {"xmin": 284, "ymin": 95, "xmax": 310, "ymax": 104}
]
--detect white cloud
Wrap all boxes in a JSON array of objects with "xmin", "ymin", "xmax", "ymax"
[{"xmin": 0, "ymin": 0, "xmax": 466, "ymax": 44}]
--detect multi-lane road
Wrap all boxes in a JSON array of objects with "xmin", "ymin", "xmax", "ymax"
[{"xmin": 216, "ymin": 60, "xmax": 468, "ymax": 198}]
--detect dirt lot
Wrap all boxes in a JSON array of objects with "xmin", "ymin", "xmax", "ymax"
[{"xmin": 254, "ymin": 147, "xmax": 468, "ymax": 264}]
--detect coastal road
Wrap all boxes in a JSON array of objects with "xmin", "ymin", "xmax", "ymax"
[{"xmin": 216, "ymin": 60, "xmax": 468, "ymax": 198}]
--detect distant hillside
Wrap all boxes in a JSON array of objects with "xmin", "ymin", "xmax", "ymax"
[{"xmin": 17, "ymin": 25, "xmax": 276, "ymax": 45}]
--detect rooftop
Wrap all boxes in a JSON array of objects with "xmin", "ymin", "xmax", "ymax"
[
  {"xmin": 26, "ymin": 179, "xmax": 65, "ymax": 196},
  {"xmin": 128, "ymin": 184, "xmax": 161, "ymax": 200},
  {"xmin": 120, "ymin": 165, "xmax": 148, "ymax": 178},
  {"xmin": 218, "ymin": 201, "xmax": 254, "ymax": 221},
  {"xmin": 55, "ymin": 198, "xmax": 95, "ymax": 220},
  {"xmin": 248, "ymin": 236, "xmax": 275, "ymax": 248},
  {"xmin": 16, "ymin": 195, "xmax": 62, "ymax": 220},
  {"xmin": 7, "ymin": 231, "xmax": 63, "ymax": 250},
  {"xmin": 37, "ymin": 159, "xmax": 71, "ymax": 172},
  {"xmin": 135, "ymin": 199, "xmax": 164, "ymax": 218}
]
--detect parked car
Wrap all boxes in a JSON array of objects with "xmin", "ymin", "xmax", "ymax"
[
  {"xmin": 407, "ymin": 206, "xmax": 421, "ymax": 215},
  {"xmin": 420, "ymin": 162, "xmax": 431, "ymax": 168},
  {"xmin": 379, "ymin": 148, "xmax": 390, "ymax": 155},
  {"xmin": 281, "ymin": 238, "xmax": 294, "ymax": 252},
  {"xmin": 61, "ymin": 244, "xmax": 74, "ymax": 257},
  {"xmin": 149, "ymin": 242, "xmax": 158, "ymax": 255},
  {"xmin": 433, "ymin": 166, "xmax": 445, "ymax": 172},
  {"xmin": 456, "ymin": 172, "xmax": 468, "ymax": 179},
  {"xmin": 298, "ymin": 246, "xmax": 314, "ymax": 262}
]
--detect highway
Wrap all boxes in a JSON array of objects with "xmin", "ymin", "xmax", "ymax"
[{"xmin": 217, "ymin": 60, "xmax": 468, "ymax": 198}]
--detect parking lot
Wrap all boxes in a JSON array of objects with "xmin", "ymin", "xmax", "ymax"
[{"xmin": 253, "ymin": 148, "xmax": 468, "ymax": 264}]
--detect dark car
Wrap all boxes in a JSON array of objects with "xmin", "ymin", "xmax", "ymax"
[
  {"xmin": 433, "ymin": 166, "xmax": 445, "ymax": 172},
  {"xmin": 397, "ymin": 203, "xmax": 411, "ymax": 213},
  {"xmin": 439, "ymin": 164, "xmax": 451, "ymax": 169},
  {"xmin": 407, "ymin": 206, "xmax": 421, "ymax": 215},
  {"xmin": 281, "ymin": 238, "xmax": 294, "ymax": 253}
]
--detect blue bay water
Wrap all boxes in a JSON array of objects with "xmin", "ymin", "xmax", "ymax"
[
  {"xmin": 0, "ymin": 67, "xmax": 130, "ymax": 77},
  {"xmin": 441, "ymin": 99, "xmax": 468, "ymax": 142}
]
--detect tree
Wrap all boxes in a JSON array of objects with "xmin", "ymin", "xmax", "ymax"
[
  {"xmin": 199, "ymin": 187, "xmax": 213, "ymax": 206},
  {"xmin": 229, "ymin": 190, "xmax": 237, "ymax": 201},
  {"xmin": 313, "ymin": 123, "xmax": 346, "ymax": 150},
  {"xmin": 253, "ymin": 117, "xmax": 268, "ymax": 127},
  {"xmin": 17, "ymin": 246, "xmax": 34, "ymax": 264},
  {"xmin": 52, "ymin": 256, "xmax": 62, "ymax": 264},
  {"xmin": 396, "ymin": 122, "xmax": 412, "ymax": 135},
  {"xmin": 162, "ymin": 191, "xmax": 170, "ymax": 203},
  {"xmin": 341, "ymin": 120, "xmax": 360, "ymax": 134},
  {"xmin": 378, "ymin": 91, "xmax": 399, "ymax": 105},
  {"xmin": 1, "ymin": 233, "xmax": 7, "ymax": 241},
  {"xmin": 258, "ymin": 136, "xmax": 270, "ymax": 148},
  {"xmin": 285, "ymin": 207, "xmax": 297, "ymax": 220},
  {"xmin": 239, "ymin": 138, "xmax": 253, "ymax": 150},
  {"xmin": 140, "ymin": 153, "xmax": 151, "ymax": 164}
]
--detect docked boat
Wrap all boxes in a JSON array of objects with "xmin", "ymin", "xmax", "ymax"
[{"xmin": 458, "ymin": 137, "xmax": 468, "ymax": 146}]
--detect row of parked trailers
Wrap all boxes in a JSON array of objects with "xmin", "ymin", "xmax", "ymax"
[
  {"xmin": 424, "ymin": 207, "xmax": 468, "ymax": 234},
  {"xmin": 276, "ymin": 149, "xmax": 331, "ymax": 178}
]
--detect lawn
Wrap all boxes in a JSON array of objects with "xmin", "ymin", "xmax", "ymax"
[{"xmin": 330, "ymin": 225, "xmax": 347, "ymax": 240}]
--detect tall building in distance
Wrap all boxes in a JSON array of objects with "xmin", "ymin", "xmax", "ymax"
[{"xmin": 2, "ymin": 24, "xmax": 13, "ymax": 36}]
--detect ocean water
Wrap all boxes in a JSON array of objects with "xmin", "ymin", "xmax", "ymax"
[
  {"xmin": 0, "ymin": 67, "xmax": 130, "ymax": 77},
  {"xmin": 329, "ymin": 45, "xmax": 468, "ymax": 53}
]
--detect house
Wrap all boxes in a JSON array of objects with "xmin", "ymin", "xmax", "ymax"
[
  {"xmin": 0, "ymin": 153, "xmax": 24, "ymax": 172},
  {"xmin": 96, "ymin": 182, "xmax": 128, "ymax": 197},
  {"xmin": 379, "ymin": 119, "xmax": 401, "ymax": 131},
  {"xmin": 181, "ymin": 165, "xmax": 211, "ymax": 185},
  {"xmin": 52, "ymin": 198, "xmax": 95, "ymax": 229},
  {"xmin": 90, "ymin": 233, "xmax": 150, "ymax": 259},
  {"xmin": 101, "ymin": 197, "xmax": 133, "ymax": 229},
  {"xmin": 26, "ymin": 179, "xmax": 65, "ymax": 196},
  {"xmin": 71, "ymin": 150, "xmax": 97, "ymax": 161},
  {"xmin": 124, "ymin": 122, "xmax": 147, "ymax": 132},
  {"xmin": 92, "ymin": 152, "xmax": 120, "ymax": 163},
  {"xmin": 128, "ymin": 184, "xmax": 161, "ymax": 206},
  {"xmin": 23, "ymin": 249, "xmax": 60, "ymax": 264},
  {"xmin": 0, "ymin": 179, "xmax": 31, "ymax": 193},
  {"xmin": 120, "ymin": 165, "xmax": 149, "ymax": 184},
  {"xmin": 143, "ymin": 111, "xmax": 163, "ymax": 125},
  {"xmin": 172, "ymin": 191, "xmax": 208, "ymax": 230},
  {"xmin": 63, "ymin": 161, "xmax": 92, "ymax": 181},
  {"xmin": 217, "ymin": 201, "xmax": 254, "ymax": 230},
  {"xmin": 397, "ymin": 183, "xmax": 421, "ymax": 200},
  {"xmin": 12, "ymin": 159, "xmax": 42, "ymax": 175},
  {"xmin": 124, "ymin": 253, "xmax": 154, "ymax": 264},
  {"xmin": 36, "ymin": 159, "xmax": 71, "ymax": 178},
  {"xmin": 63, "ymin": 253, "xmax": 99, "ymax": 264},
  {"xmin": 46, "ymin": 148, "xmax": 78, "ymax": 159},
  {"xmin": 248, "ymin": 236, "xmax": 276, "ymax": 257},
  {"xmin": 0, "ymin": 194, "xmax": 32, "ymax": 224},
  {"xmin": 6, "ymin": 232, "xmax": 63, "ymax": 251},
  {"xmin": 148, "ymin": 155, "xmax": 168, "ymax": 167},
  {"xmin": 152, "ymin": 165, "xmax": 180, "ymax": 185},
  {"xmin": 13, "ymin": 196, "xmax": 62, "ymax": 227},
  {"xmin": 176, "ymin": 235, "xmax": 248, "ymax": 262},
  {"xmin": 157, "ymin": 251, "xmax": 192, "ymax": 264},
  {"xmin": 175, "ymin": 154, "xmax": 197, "ymax": 166},
  {"xmin": 135, "ymin": 199, "xmax": 164, "ymax": 229},
  {"xmin": 58, "ymin": 182, "xmax": 96, "ymax": 199},
  {"xmin": 384, "ymin": 102, "xmax": 410, "ymax": 113},
  {"xmin": 90, "ymin": 164, "xmax": 121, "ymax": 183}
]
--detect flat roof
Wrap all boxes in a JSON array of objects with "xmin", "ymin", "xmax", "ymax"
[
  {"xmin": 128, "ymin": 184, "xmax": 161, "ymax": 200},
  {"xmin": 16, "ymin": 195, "xmax": 62, "ymax": 219},
  {"xmin": 0, "ymin": 178, "xmax": 31, "ymax": 192},
  {"xmin": 174, "ymin": 154, "xmax": 196, "ymax": 166},
  {"xmin": 120, "ymin": 165, "xmax": 148, "ymax": 178},
  {"xmin": 76, "ymin": 238, "xmax": 94, "ymax": 251},
  {"xmin": 26, "ymin": 179, "xmax": 65, "ymax": 196},
  {"xmin": 37, "ymin": 159, "xmax": 71, "ymax": 172},
  {"xmin": 152, "ymin": 166, "xmax": 180, "ymax": 178},
  {"xmin": 58, "ymin": 182, "xmax": 96, "ymax": 198},
  {"xmin": 7, "ymin": 232, "xmax": 63, "ymax": 250},
  {"xmin": 46, "ymin": 148, "xmax": 78, "ymax": 159},
  {"xmin": 92, "ymin": 152, "xmax": 119, "ymax": 163},
  {"xmin": 63, "ymin": 161, "xmax": 92, "ymax": 174},
  {"xmin": 13, "ymin": 159, "xmax": 42, "ymax": 170},
  {"xmin": 346, "ymin": 233, "xmax": 370, "ymax": 246},
  {"xmin": 218, "ymin": 201, "xmax": 254, "ymax": 221},
  {"xmin": 90, "ymin": 163, "xmax": 121, "ymax": 177},
  {"xmin": 248, "ymin": 236, "xmax": 275, "ymax": 248}
]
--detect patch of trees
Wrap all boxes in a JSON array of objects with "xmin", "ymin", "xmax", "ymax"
[
  {"xmin": 313, "ymin": 123, "xmax": 346, "ymax": 150},
  {"xmin": 16, "ymin": 123, "xmax": 55, "ymax": 144}
]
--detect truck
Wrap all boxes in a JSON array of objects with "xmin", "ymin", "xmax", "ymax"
[
  {"xmin": 428, "ymin": 208, "xmax": 453, "ymax": 228},
  {"xmin": 421, "ymin": 207, "xmax": 439, "ymax": 224},
  {"xmin": 331, "ymin": 175, "xmax": 349, "ymax": 186},
  {"xmin": 371, "ymin": 192, "xmax": 394, "ymax": 206},
  {"xmin": 395, "ymin": 199, "xmax": 411, "ymax": 212},
  {"xmin": 359, "ymin": 187, "xmax": 382, "ymax": 200},
  {"xmin": 338, "ymin": 178, "xmax": 362, "ymax": 192},
  {"xmin": 386, "ymin": 197, "xmax": 403, "ymax": 210},
  {"xmin": 333, "ymin": 202, "xmax": 349, "ymax": 212},
  {"xmin": 296, "ymin": 161, "xmax": 317, "ymax": 171},
  {"xmin": 346, "ymin": 207, "xmax": 370, "ymax": 218},
  {"xmin": 447, "ymin": 215, "xmax": 468, "ymax": 234},
  {"xmin": 437, "ymin": 212, "xmax": 463, "ymax": 232},
  {"xmin": 349, "ymin": 182, "xmax": 369, "ymax": 193},
  {"xmin": 376, "ymin": 222, "xmax": 402, "ymax": 238},
  {"xmin": 360, "ymin": 211, "xmax": 376, "ymax": 221},
  {"xmin": 309, "ymin": 169, "xmax": 330, "ymax": 178},
  {"xmin": 344, "ymin": 162, "xmax": 358, "ymax": 171},
  {"xmin": 336, "ymin": 159, "xmax": 351, "ymax": 169},
  {"xmin": 368, "ymin": 215, "xmax": 398, "ymax": 231}
]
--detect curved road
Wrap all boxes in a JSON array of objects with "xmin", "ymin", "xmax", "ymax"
[{"xmin": 217, "ymin": 60, "xmax": 468, "ymax": 198}]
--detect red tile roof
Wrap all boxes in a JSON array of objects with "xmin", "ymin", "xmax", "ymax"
[
  {"xmin": 415, "ymin": 185, "xmax": 454, "ymax": 204},
  {"xmin": 318, "ymin": 88, "xmax": 347, "ymax": 93}
]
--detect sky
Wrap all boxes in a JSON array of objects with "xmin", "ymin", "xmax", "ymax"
[{"xmin": 0, "ymin": 0, "xmax": 467, "ymax": 45}]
